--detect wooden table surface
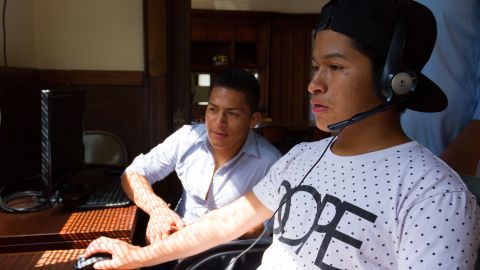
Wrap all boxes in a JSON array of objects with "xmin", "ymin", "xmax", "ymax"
[
  {"xmin": 0, "ymin": 204, "xmax": 137, "ymax": 253},
  {"xmin": 0, "ymin": 248, "xmax": 84, "ymax": 269},
  {"xmin": 0, "ymin": 248, "xmax": 142, "ymax": 270}
]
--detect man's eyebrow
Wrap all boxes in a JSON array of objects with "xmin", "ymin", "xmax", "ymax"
[
  {"xmin": 208, "ymin": 102, "xmax": 244, "ymax": 112},
  {"xmin": 324, "ymin": 52, "xmax": 348, "ymax": 60},
  {"xmin": 312, "ymin": 52, "xmax": 348, "ymax": 62},
  {"xmin": 226, "ymin": 107, "xmax": 246, "ymax": 112}
]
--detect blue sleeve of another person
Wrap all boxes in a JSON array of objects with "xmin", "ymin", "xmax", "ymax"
[{"xmin": 400, "ymin": 0, "xmax": 480, "ymax": 155}]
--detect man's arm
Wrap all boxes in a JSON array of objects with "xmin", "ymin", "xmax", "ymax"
[
  {"xmin": 85, "ymin": 191, "xmax": 273, "ymax": 269},
  {"xmin": 122, "ymin": 172, "xmax": 185, "ymax": 241},
  {"xmin": 441, "ymin": 120, "xmax": 480, "ymax": 176},
  {"xmin": 240, "ymin": 222, "xmax": 265, "ymax": 239},
  {"xmin": 121, "ymin": 172, "xmax": 168, "ymax": 213}
]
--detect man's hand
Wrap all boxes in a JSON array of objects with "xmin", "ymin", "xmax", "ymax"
[
  {"xmin": 84, "ymin": 236, "xmax": 142, "ymax": 270},
  {"xmin": 146, "ymin": 206, "xmax": 186, "ymax": 244},
  {"xmin": 121, "ymin": 173, "xmax": 186, "ymax": 243}
]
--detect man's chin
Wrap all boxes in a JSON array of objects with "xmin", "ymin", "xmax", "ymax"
[{"xmin": 315, "ymin": 121, "xmax": 330, "ymax": 133}]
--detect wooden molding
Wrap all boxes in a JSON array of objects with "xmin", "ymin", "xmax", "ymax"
[
  {"xmin": 0, "ymin": 68, "xmax": 39, "ymax": 84},
  {"xmin": 38, "ymin": 70, "xmax": 144, "ymax": 86},
  {"xmin": 1, "ymin": 68, "xmax": 144, "ymax": 86}
]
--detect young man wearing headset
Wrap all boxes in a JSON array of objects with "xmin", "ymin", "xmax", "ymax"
[{"xmin": 84, "ymin": 0, "xmax": 480, "ymax": 269}]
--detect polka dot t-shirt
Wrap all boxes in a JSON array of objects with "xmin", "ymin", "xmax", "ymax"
[{"xmin": 253, "ymin": 139, "xmax": 480, "ymax": 270}]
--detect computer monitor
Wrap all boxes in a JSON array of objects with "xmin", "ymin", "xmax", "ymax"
[{"xmin": 40, "ymin": 89, "xmax": 85, "ymax": 197}]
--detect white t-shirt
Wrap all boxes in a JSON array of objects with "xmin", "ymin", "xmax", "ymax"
[{"xmin": 253, "ymin": 138, "xmax": 480, "ymax": 269}]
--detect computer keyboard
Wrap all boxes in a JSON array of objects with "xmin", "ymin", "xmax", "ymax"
[{"xmin": 76, "ymin": 175, "xmax": 131, "ymax": 210}]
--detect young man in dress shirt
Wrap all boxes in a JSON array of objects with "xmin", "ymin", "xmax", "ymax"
[
  {"xmin": 121, "ymin": 69, "xmax": 281, "ymax": 244},
  {"xmin": 85, "ymin": 1, "xmax": 479, "ymax": 269}
]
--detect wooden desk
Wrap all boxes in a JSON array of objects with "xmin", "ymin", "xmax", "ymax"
[
  {"xmin": 0, "ymin": 205, "xmax": 137, "ymax": 253},
  {"xmin": 0, "ymin": 248, "xmax": 144, "ymax": 270},
  {"xmin": 0, "ymin": 249, "xmax": 84, "ymax": 269}
]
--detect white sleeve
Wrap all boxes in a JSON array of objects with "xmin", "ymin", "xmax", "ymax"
[
  {"xmin": 397, "ymin": 191, "xmax": 480, "ymax": 269},
  {"xmin": 125, "ymin": 125, "xmax": 191, "ymax": 184}
]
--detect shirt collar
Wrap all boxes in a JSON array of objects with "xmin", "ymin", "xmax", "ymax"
[{"xmin": 241, "ymin": 130, "xmax": 261, "ymax": 158}]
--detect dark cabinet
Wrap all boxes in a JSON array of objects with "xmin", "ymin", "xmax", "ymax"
[
  {"xmin": 191, "ymin": 10, "xmax": 317, "ymax": 128},
  {"xmin": 191, "ymin": 11, "xmax": 268, "ymax": 70}
]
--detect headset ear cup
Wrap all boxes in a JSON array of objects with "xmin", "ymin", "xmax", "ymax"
[{"xmin": 390, "ymin": 70, "xmax": 417, "ymax": 96}]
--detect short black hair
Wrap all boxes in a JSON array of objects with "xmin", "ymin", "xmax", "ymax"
[{"xmin": 210, "ymin": 69, "xmax": 260, "ymax": 113}]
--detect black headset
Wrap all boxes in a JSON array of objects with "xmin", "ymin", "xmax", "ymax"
[{"xmin": 377, "ymin": 11, "xmax": 418, "ymax": 103}]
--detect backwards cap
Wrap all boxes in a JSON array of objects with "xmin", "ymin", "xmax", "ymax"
[{"xmin": 317, "ymin": 0, "xmax": 447, "ymax": 112}]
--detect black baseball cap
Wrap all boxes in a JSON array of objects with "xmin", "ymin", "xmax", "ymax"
[{"xmin": 316, "ymin": 0, "xmax": 447, "ymax": 112}]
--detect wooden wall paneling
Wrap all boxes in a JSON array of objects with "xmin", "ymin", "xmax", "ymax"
[
  {"xmin": 259, "ymin": 21, "xmax": 271, "ymax": 115},
  {"xmin": 268, "ymin": 20, "xmax": 290, "ymax": 125},
  {"xmin": 290, "ymin": 20, "xmax": 312, "ymax": 126},
  {"xmin": 81, "ymin": 86, "xmax": 146, "ymax": 163},
  {"xmin": 38, "ymin": 70, "xmax": 143, "ymax": 86},
  {"xmin": 144, "ymin": 0, "xmax": 170, "ymax": 149},
  {"xmin": 207, "ymin": 25, "xmax": 235, "ymax": 41},
  {"xmin": 169, "ymin": 0, "xmax": 192, "ymax": 133},
  {"xmin": 143, "ymin": 0, "xmax": 191, "ymax": 148},
  {"xmin": 191, "ymin": 22, "xmax": 207, "ymax": 41},
  {"xmin": 268, "ymin": 14, "xmax": 317, "ymax": 128},
  {"xmin": 279, "ymin": 21, "xmax": 296, "ymax": 125}
]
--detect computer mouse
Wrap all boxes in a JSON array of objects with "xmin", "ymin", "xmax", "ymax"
[{"xmin": 74, "ymin": 252, "xmax": 112, "ymax": 270}]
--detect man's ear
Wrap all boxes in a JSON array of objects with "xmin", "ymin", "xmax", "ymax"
[{"xmin": 249, "ymin": 112, "xmax": 262, "ymax": 128}]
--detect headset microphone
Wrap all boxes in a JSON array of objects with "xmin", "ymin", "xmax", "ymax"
[{"xmin": 327, "ymin": 102, "xmax": 392, "ymax": 132}]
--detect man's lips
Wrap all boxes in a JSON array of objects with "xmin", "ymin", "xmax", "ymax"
[
  {"xmin": 311, "ymin": 101, "xmax": 328, "ymax": 113},
  {"xmin": 211, "ymin": 130, "xmax": 228, "ymax": 137}
]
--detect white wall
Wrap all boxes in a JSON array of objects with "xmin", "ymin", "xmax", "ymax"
[
  {"xmin": 0, "ymin": 0, "xmax": 36, "ymax": 68},
  {"xmin": 0, "ymin": 0, "xmax": 144, "ymax": 70}
]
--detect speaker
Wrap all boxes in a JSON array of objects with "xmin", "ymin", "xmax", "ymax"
[{"xmin": 377, "ymin": 15, "xmax": 418, "ymax": 102}]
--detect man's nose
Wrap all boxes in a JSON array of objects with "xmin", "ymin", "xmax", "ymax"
[
  {"xmin": 308, "ymin": 70, "xmax": 327, "ymax": 95},
  {"xmin": 215, "ymin": 111, "xmax": 227, "ymax": 125}
]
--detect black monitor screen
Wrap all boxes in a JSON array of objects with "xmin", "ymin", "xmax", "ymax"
[{"xmin": 41, "ymin": 89, "xmax": 85, "ymax": 197}]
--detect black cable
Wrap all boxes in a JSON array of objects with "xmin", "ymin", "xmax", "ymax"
[
  {"xmin": 0, "ymin": 190, "xmax": 54, "ymax": 213},
  {"xmin": 0, "ymin": 174, "xmax": 56, "ymax": 213},
  {"xmin": 2, "ymin": 0, "xmax": 7, "ymax": 68}
]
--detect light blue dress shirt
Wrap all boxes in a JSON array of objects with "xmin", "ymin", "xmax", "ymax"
[
  {"xmin": 401, "ymin": 0, "xmax": 480, "ymax": 155},
  {"xmin": 126, "ymin": 124, "xmax": 281, "ymax": 223}
]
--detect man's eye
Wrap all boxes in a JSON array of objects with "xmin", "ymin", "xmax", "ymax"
[
  {"xmin": 330, "ymin": 64, "xmax": 343, "ymax": 70},
  {"xmin": 311, "ymin": 66, "xmax": 319, "ymax": 73}
]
